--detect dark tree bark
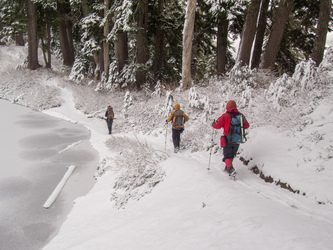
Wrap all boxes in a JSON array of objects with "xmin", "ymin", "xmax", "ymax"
[
  {"xmin": 115, "ymin": 31, "xmax": 128, "ymax": 72},
  {"xmin": 26, "ymin": 0, "xmax": 40, "ymax": 70},
  {"xmin": 103, "ymin": 0, "xmax": 110, "ymax": 79},
  {"xmin": 16, "ymin": 31, "xmax": 25, "ymax": 46},
  {"xmin": 135, "ymin": 0, "xmax": 148, "ymax": 89},
  {"xmin": 57, "ymin": 0, "xmax": 75, "ymax": 66},
  {"xmin": 237, "ymin": 0, "xmax": 261, "ymax": 66},
  {"xmin": 154, "ymin": 0, "xmax": 165, "ymax": 77},
  {"xmin": 0, "ymin": 20, "xmax": 4, "ymax": 45},
  {"xmin": 251, "ymin": 0, "xmax": 270, "ymax": 69},
  {"xmin": 217, "ymin": 12, "xmax": 229, "ymax": 75},
  {"xmin": 182, "ymin": 0, "xmax": 197, "ymax": 90},
  {"xmin": 41, "ymin": 15, "xmax": 52, "ymax": 68},
  {"xmin": 260, "ymin": 0, "xmax": 294, "ymax": 70},
  {"xmin": 311, "ymin": 0, "xmax": 332, "ymax": 66}
]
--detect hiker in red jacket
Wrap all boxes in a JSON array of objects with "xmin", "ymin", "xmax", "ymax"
[{"xmin": 212, "ymin": 100, "xmax": 250, "ymax": 176}]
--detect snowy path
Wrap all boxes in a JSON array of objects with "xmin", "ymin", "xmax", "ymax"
[
  {"xmin": 40, "ymin": 80, "xmax": 333, "ymax": 249},
  {"xmin": 45, "ymin": 134, "xmax": 333, "ymax": 249},
  {"xmin": 36, "ymin": 80, "xmax": 333, "ymax": 249},
  {"xmin": 2, "ymin": 45, "xmax": 333, "ymax": 250}
]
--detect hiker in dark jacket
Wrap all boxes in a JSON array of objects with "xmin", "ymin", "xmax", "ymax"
[
  {"xmin": 212, "ymin": 100, "xmax": 249, "ymax": 175},
  {"xmin": 105, "ymin": 105, "xmax": 114, "ymax": 134},
  {"xmin": 166, "ymin": 104, "xmax": 189, "ymax": 153}
]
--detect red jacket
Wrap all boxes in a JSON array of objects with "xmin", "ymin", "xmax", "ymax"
[{"xmin": 213, "ymin": 107, "xmax": 250, "ymax": 136}]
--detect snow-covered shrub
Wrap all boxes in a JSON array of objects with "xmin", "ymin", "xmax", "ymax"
[
  {"xmin": 95, "ymin": 61, "xmax": 121, "ymax": 92},
  {"xmin": 151, "ymin": 81, "xmax": 164, "ymax": 97},
  {"xmin": 162, "ymin": 91, "xmax": 173, "ymax": 116},
  {"xmin": 265, "ymin": 74, "xmax": 296, "ymax": 111},
  {"xmin": 319, "ymin": 46, "xmax": 333, "ymax": 71},
  {"xmin": 95, "ymin": 72, "xmax": 110, "ymax": 92},
  {"xmin": 118, "ymin": 63, "xmax": 137, "ymax": 88},
  {"xmin": 104, "ymin": 136, "xmax": 167, "ymax": 209},
  {"xmin": 266, "ymin": 59, "xmax": 324, "ymax": 113},
  {"xmin": 228, "ymin": 63, "xmax": 257, "ymax": 89},
  {"xmin": 188, "ymin": 87, "xmax": 201, "ymax": 108},
  {"xmin": 222, "ymin": 63, "xmax": 256, "ymax": 109},
  {"xmin": 123, "ymin": 91, "xmax": 132, "ymax": 111},
  {"xmin": 69, "ymin": 56, "xmax": 92, "ymax": 83},
  {"xmin": 293, "ymin": 59, "xmax": 320, "ymax": 90},
  {"xmin": 188, "ymin": 87, "xmax": 211, "ymax": 122}
]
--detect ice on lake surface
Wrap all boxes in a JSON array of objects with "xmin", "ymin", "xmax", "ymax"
[{"xmin": 0, "ymin": 99, "xmax": 98, "ymax": 250}]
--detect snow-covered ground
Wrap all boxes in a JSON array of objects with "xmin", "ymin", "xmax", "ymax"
[{"xmin": 1, "ymin": 44, "xmax": 333, "ymax": 249}]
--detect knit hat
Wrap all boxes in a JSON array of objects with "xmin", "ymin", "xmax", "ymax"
[
  {"xmin": 174, "ymin": 104, "xmax": 180, "ymax": 111},
  {"xmin": 226, "ymin": 100, "xmax": 237, "ymax": 111}
]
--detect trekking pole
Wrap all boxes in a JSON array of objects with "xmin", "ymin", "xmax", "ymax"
[
  {"xmin": 207, "ymin": 121, "xmax": 215, "ymax": 171},
  {"xmin": 165, "ymin": 121, "xmax": 168, "ymax": 151},
  {"xmin": 240, "ymin": 114, "xmax": 244, "ymax": 143}
]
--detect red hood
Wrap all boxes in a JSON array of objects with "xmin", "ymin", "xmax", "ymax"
[{"xmin": 227, "ymin": 107, "xmax": 239, "ymax": 115}]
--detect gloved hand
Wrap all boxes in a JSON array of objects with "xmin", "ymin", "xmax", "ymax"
[
  {"xmin": 166, "ymin": 120, "xmax": 168, "ymax": 123},
  {"xmin": 212, "ymin": 119, "xmax": 216, "ymax": 127}
]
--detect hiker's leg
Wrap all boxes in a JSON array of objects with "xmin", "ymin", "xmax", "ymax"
[
  {"xmin": 107, "ymin": 120, "xmax": 112, "ymax": 134},
  {"xmin": 172, "ymin": 129, "xmax": 177, "ymax": 148},
  {"xmin": 109, "ymin": 119, "xmax": 113, "ymax": 134},
  {"xmin": 223, "ymin": 141, "xmax": 240, "ymax": 170},
  {"xmin": 172, "ymin": 129, "xmax": 181, "ymax": 149}
]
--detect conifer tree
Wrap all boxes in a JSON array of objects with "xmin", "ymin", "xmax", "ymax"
[
  {"xmin": 311, "ymin": 0, "xmax": 332, "ymax": 66},
  {"xmin": 26, "ymin": 0, "xmax": 40, "ymax": 69},
  {"xmin": 182, "ymin": 0, "xmax": 197, "ymax": 90},
  {"xmin": 260, "ymin": 0, "xmax": 294, "ymax": 70},
  {"xmin": 237, "ymin": 0, "xmax": 261, "ymax": 66}
]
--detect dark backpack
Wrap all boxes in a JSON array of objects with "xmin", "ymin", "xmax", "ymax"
[
  {"xmin": 227, "ymin": 112, "xmax": 247, "ymax": 144},
  {"xmin": 107, "ymin": 107, "xmax": 114, "ymax": 120},
  {"xmin": 172, "ymin": 110, "xmax": 185, "ymax": 129}
]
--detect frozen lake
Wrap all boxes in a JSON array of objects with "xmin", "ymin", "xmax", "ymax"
[{"xmin": 0, "ymin": 99, "xmax": 98, "ymax": 250}]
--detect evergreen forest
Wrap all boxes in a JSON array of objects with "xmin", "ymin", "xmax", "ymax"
[{"xmin": 0, "ymin": 0, "xmax": 332, "ymax": 90}]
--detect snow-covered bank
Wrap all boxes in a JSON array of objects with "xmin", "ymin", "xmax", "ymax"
[{"xmin": 1, "ymin": 45, "xmax": 333, "ymax": 249}]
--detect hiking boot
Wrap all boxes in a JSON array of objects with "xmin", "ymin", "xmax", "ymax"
[
  {"xmin": 226, "ymin": 166, "xmax": 236, "ymax": 175},
  {"xmin": 174, "ymin": 147, "xmax": 179, "ymax": 153}
]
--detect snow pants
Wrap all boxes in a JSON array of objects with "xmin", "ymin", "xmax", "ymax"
[
  {"xmin": 106, "ymin": 119, "xmax": 113, "ymax": 134},
  {"xmin": 172, "ymin": 128, "xmax": 183, "ymax": 149},
  {"xmin": 222, "ymin": 140, "xmax": 240, "ymax": 162}
]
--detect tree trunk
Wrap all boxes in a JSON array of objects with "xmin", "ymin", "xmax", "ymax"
[
  {"xmin": 103, "ymin": 0, "xmax": 110, "ymax": 79},
  {"xmin": 57, "ymin": 0, "xmax": 75, "ymax": 66},
  {"xmin": 311, "ymin": 0, "xmax": 331, "ymax": 66},
  {"xmin": 41, "ymin": 16, "xmax": 52, "ymax": 68},
  {"xmin": 0, "ymin": 20, "xmax": 4, "ymax": 45},
  {"xmin": 154, "ymin": 0, "xmax": 165, "ymax": 77},
  {"xmin": 115, "ymin": 31, "xmax": 128, "ymax": 72},
  {"xmin": 98, "ymin": 42, "xmax": 104, "ymax": 79},
  {"xmin": 135, "ymin": 0, "xmax": 148, "ymax": 89},
  {"xmin": 217, "ymin": 12, "xmax": 228, "ymax": 76},
  {"xmin": 237, "ymin": 0, "xmax": 261, "ymax": 66},
  {"xmin": 251, "ymin": 0, "xmax": 270, "ymax": 69},
  {"xmin": 260, "ymin": 0, "xmax": 294, "ymax": 70},
  {"xmin": 182, "ymin": 0, "xmax": 197, "ymax": 90},
  {"xmin": 16, "ymin": 31, "xmax": 25, "ymax": 46},
  {"xmin": 26, "ymin": 0, "xmax": 40, "ymax": 70}
]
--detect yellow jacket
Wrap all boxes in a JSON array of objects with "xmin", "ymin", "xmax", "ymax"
[{"xmin": 167, "ymin": 104, "xmax": 189, "ymax": 129}]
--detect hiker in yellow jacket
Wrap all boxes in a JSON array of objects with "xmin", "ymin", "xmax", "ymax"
[{"xmin": 166, "ymin": 104, "xmax": 189, "ymax": 153}]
